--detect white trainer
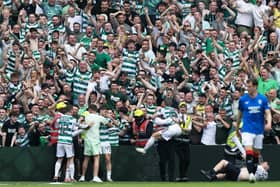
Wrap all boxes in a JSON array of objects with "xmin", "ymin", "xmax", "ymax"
[
  {"xmin": 135, "ymin": 147, "xmax": 146, "ymax": 154},
  {"xmin": 249, "ymin": 173, "xmax": 256, "ymax": 183},
  {"xmin": 107, "ymin": 178, "xmax": 113, "ymax": 182},
  {"xmin": 78, "ymin": 176, "xmax": 85, "ymax": 182},
  {"xmin": 92, "ymin": 176, "xmax": 103, "ymax": 183}
]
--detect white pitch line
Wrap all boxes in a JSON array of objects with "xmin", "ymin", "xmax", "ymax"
[{"xmin": 48, "ymin": 182, "xmax": 72, "ymax": 185}]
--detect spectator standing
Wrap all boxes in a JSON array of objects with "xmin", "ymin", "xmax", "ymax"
[{"xmin": 1, "ymin": 111, "xmax": 21, "ymax": 147}]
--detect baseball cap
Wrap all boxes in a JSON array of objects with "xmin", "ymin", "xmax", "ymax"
[
  {"xmin": 56, "ymin": 102, "xmax": 67, "ymax": 110},
  {"xmin": 179, "ymin": 102, "xmax": 187, "ymax": 108},
  {"xmin": 134, "ymin": 109, "xmax": 144, "ymax": 117}
]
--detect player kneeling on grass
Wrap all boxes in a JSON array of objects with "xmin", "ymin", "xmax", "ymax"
[{"xmin": 200, "ymin": 159, "xmax": 269, "ymax": 182}]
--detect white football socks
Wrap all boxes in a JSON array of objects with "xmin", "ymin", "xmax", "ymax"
[{"xmin": 144, "ymin": 136, "xmax": 155, "ymax": 151}]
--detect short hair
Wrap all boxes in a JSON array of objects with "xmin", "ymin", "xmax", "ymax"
[
  {"xmin": 123, "ymin": 0, "xmax": 130, "ymax": 4},
  {"xmin": 88, "ymin": 104, "xmax": 98, "ymax": 112},
  {"xmin": 18, "ymin": 125, "xmax": 25, "ymax": 130},
  {"xmin": 118, "ymin": 107, "xmax": 128, "ymax": 115},
  {"xmin": 247, "ymin": 78, "xmax": 258, "ymax": 87},
  {"xmin": 64, "ymin": 104, "xmax": 73, "ymax": 113},
  {"xmin": 9, "ymin": 111, "xmax": 18, "ymax": 117},
  {"xmin": 29, "ymin": 28, "xmax": 38, "ymax": 33},
  {"xmin": 225, "ymin": 58, "xmax": 233, "ymax": 63},
  {"xmin": 10, "ymin": 72, "xmax": 19, "ymax": 79},
  {"xmin": 179, "ymin": 43, "xmax": 187, "ymax": 47},
  {"xmin": 90, "ymin": 91, "xmax": 97, "ymax": 96}
]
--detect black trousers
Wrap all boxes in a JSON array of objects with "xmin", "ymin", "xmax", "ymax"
[
  {"xmin": 157, "ymin": 140, "xmax": 175, "ymax": 181},
  {"xmin": 175, "ymin": 141, "xmax": 190, "ymax": 178}
]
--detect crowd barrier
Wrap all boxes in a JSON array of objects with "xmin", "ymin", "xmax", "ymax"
[{"xmin": 0, "ymin": 145, "xmax": 279, "ymax": 181}]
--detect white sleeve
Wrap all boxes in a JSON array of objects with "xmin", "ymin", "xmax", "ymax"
[
  {"xmin": 232, "ymin": 135, "xmax": 246, "ymax": 157},
  {"xmin": 154, "ymin": 117, "xmax": 173, "ymax": 125}
]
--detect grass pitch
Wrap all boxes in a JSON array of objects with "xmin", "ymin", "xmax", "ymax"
[{"xmin": 0, "ymin": 182, "xmax": 280, "ymax": 187}]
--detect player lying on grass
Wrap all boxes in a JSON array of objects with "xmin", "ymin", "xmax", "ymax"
[{"xmin": 200, "ymin": 159, "xmax": 269, "ymax": 182}]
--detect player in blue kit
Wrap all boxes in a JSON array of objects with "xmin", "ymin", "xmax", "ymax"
[{"xmin": 236, "ymin": 79, "xmax": 272, "ymax": 182}]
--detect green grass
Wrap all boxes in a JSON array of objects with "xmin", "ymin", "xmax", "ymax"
[{"xmin": 0, "ymin": 182, "xmax": 280, "ymax": 187}]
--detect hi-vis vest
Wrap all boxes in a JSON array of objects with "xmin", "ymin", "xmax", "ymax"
[
  {"xmin": 195, "ymin": 105, "xmax": 205, "ymax": 116},
  {"xmin": 49, "ymin": 113, "xmax": 62, "ymax": 145},
  {"xmin": 132, "ymin": 120, "xmax": 150, "ymax": 147},
  {"xmin": 226, "ymin": 131, "xmax": 237, "ymax": 149},
  {"xmin": 225, "ymin": 122, "xmax": 243, "ymax": 155},
  {"xmin": 180, "ymin": 115, "xmax": 192, "ymax": 130}
]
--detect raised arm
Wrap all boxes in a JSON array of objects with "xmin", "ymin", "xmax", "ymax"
[
  {"xmin": 144, "ymin": 7, "xmax": 154, "ymax": 29},
  {"xmin": 265, "ymin": 109, "xmax": 272, "ymax": 132}
]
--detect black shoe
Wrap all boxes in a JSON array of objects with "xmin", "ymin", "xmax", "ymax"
[
  {"xmin": 52, "ymin": 178, "xmax": 59, "ymax": 183},
  {"xmin": 200, "ymin": 170, "xmax": 213, "ymax": 181}
]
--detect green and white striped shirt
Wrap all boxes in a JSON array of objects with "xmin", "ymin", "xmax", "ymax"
[
  {"xmin": 218, "ymin": 65, "xmax": 228, "ymax": 79},
  {"xmin": 20, "ymin": 22, "xmax": 40, "ymax": 42},
  {"xmin": 57, "ymin": 114, "xmax": 77, "ymax": 145},
  {"xmin": 108, "ymin": 126, "xmax": 120, "ymax": 147},
  {"xmin": 224, "ymin": 49, "xmax": 240, "ymax": 69},
  {"xmin": 80, "ymin": 10, "xmax": 90, "ymax": 32},
  {"xmin": 145, "ymin": 104, "xmax": 157, "ymax": 116},
  {"xmin": 47, "ymin": 21, "xmax": 65, "ymax": 41},
  {"xmin": 100, "ymin": 120, "xmax": 110, "ymax": 144},
  {"xmin": 3, "ymin": 0, "xmax": 11, "ymax": 8},
  {"xmin": 157, "ymin": 106, "xmax": 178, "ymax": 119},
  {"xmin": 32, "ymin": 50, "xmax": 41, "ymax": 62},
  {"xmin": 5, "ymin": 50, "xmax": 23, "ymax": 76},
  {"xmin": 121, "ymin": 49, "xmax": 139, "ymax": 78},
  {"xmin": 72, "ymin": 68, "xmax": 92, "ymax": 98}
]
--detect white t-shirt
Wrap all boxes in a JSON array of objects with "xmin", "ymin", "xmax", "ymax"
[
  {"xmin": 252, "ymin": 4, "xmax": 270, "ymax": 29},
  {"xmin": 67, "ymin": 15, "xmax": 82, "ymax": 32},
  {"xmin": 84, "ymin": 113, "xmax": 109, "ymax": 144},
  {"xmin": 201, "ymin": 121, "xmax": 216, "ymax": 145},
  {"xmin": 235, "ymin": 0, "xmax": 254, "ymax": 27},
  {"xmin": 64, "ymin": 43, "xmax": 87, "ymax": 61}
]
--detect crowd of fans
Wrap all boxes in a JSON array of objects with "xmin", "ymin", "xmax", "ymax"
[{"xmin": 0, "ymin": 0, "xmax": 280, "ymax": 149}]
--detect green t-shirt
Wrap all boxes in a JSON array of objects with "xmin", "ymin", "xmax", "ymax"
[
  {"xmin": 88, "ymin": 62, "xmax": 101, "ymax": 72},
  {"xmin": 257, "ymin": 77, "xmax": 278, "ymax": 95},
  {"xmin": 206, "ymin": 37, "xmax": 225, "ymax": 54},
  {"xmin": 143, "ymin": 0, "xmax": 161, "ymax": 15},
  {"xmin": 93, "ymin": 50, "xmax": 111, "ymax": 69},
  {"xmin": 80, "ymin": 35, "xmax": 96, "ymax": 50},
  {"xmin": 105, "ymin": 90, "xmax": 127, "ymax": 109},
  {"xmin": 78, "ymin": 105, "xmax": 88, "ymax": 116}
]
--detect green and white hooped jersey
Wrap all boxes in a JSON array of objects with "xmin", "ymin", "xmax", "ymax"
[
  {"xmin": 57, "ymin": 114, "xmax": 77, "ymax": 145},
  {"xmin": 121, "ymin": 48, "xmax": 139, "ymax": 78},
  {"xmin": 5, "ymin": 50, "xmax": 24, "ymax": 76},
  {"xmin": 108, "ymin": 126, "xmax": 120, "ymax": 147},
  {"xmin": 223, "ymin": 49, "xmax": 240, "ymax": 69},
  {"xmin": 100, "ymin": 120, "xmax": 110, "ymax": 144},
  {"xmin": 157, "ymin": 106, "xmax": 178, "ymax": 119},
  {"xmin": 72, "ymin": 68, "xmax": 92, "ymax": 98},
  {"xmin": 145, "ymin": 104, "xmax": 157, "ymax": 116}
]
